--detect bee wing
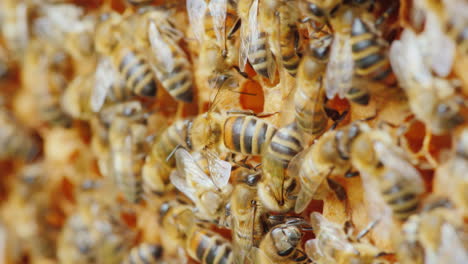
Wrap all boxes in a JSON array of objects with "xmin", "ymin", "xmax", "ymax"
[
  {"xmin": 422, "ymin": 13, "xmax": 455, "ymax": 78},
  {"xmin": 187, "ymin": 0, "xmax": 207, "ymax": 43},
  {"xmin": 325, "ymin": 33, "xmax": 354, "ymax": 99},
  {"xmin": 208, "ymin": 0, "xmax": 227, "ymax": 49},
  {"xmin": 232, "ymin": 204, "xmax": 256, "ymax": 264},
  {"xmin": 148, "ymin": 20, "xmax": 175, "ymax": 72},
  {"xmin": 389, "ymin": 30, "xmax": 432, "ymax": 90},
  {"xmin": 205, "ymin": 151, "xmax": 232, "ymax": 189},
  {"xmin": 437, "ymin": 222, "xmax": 468, "ymax": 264},
  {"xmin": 174, "ymin": 148, "xmax": 215, "ymax": 189},
  {"xmin": 373, "ymin": 141, "xmax": 425, "ymax": 194},
  {"xmin": 92, "ymin": 57, "xmax": 116, "ymax": 112},
  {"xmin": 239, "ymin": 0, "xmax": 258, "ymax": 71},
  {"xmin": 170, "ymin": 170, "xmax": 197, "ymax": 203}
]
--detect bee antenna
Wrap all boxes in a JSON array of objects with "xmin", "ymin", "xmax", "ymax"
[
  {"xmin": 356, "ymin": 217, "xmax": 381, "ymax": 241},
  {"xmin": 166, "ymin": 144, "xmax": 183, "ymax": 162}
]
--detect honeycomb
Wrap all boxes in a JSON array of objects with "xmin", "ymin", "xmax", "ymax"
[{"xmin": 0, "ymin": 0, "xmax": 467, "ymax": 263}]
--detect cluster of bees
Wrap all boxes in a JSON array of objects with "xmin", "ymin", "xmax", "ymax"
[{"xmin": 0, "ymin": 0, "xmax": 468, "ymax": 263}]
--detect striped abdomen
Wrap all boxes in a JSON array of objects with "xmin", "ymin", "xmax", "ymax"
[
  {"xmin": 223, "ymin": 115, "xmax": 277, "ymax": 155},
  {"xmin": 249, "ymin": 32, "xmax": 276, "ymax": 79},
  {"xmin": 0, "ymin": 112, "xmax": 39, "ymax": 161},
  {"xmin": 107, "ymin": 77, "xmax": 132, "ymax": 102},
  {"xmin": 345, "ymin": 85, "xmax": 371, "ymax": 105},
  {"xmin": 295, "ymin": 61, "xmax": 328, "ymax": 135},
  {"xmin": 380, "ymin": 173, "xmax": 420, "ymax": 220},
  {"xmin": 123, "ymin": 243, "xmax": 163, "ymax": 264},
  {"xmin": 351, "ymin": 18, "xmax": 397, "ymax": 87},
  {"xmin": 278, "ymin": 4, "xmax": 301, "ymax": 76},
  {"xmin": 187, "ymin": 229, "xmax": 233, "ymax": 264},
  {"xmin": 153, "ymin": 119, "xmax": 191, "ymax": 167},
  {"xmin": 39, "ymin": 92, "xmax": 72, "ymax": 127},
  {"xmin": 158, "ymin": 57, "xmax": 193, "ymax": 102},
  {"xmin": 116, "ymin": 46, "xmax": 158, "ymax": 97},
  {"xmin": 265, "ymin": 123, "xmax": 303, "ymax": 168}
]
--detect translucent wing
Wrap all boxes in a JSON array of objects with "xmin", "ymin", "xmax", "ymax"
[
  {"xmin": 187, "ymin": 0, "xmax": 207, "ymax": 43},
  {"xmin": 92, "ymin": 57, "xmax": 116, "ymax": 112},
  {"xmin": 205, "ymin": 151, "xmax": 232, "ymax": 189},
  {"xmin": 148, "ymin": 20, "xmax": 175, "ymax": 72},
  {"xmin": 170, "ymin": 170, "xmax": 197, "ymax": 203},
  {"xmin": 208, "ymin": 0, "xmax": 227, "ymax": 49},
  {"xmin": 174, "ymin": 148, "xmax": 215, "ymax": 189},
  {"xmin": 389, "ymin": 30, "xmax": 432, "ymax": 90},
  {"xmin": 239, "ymin": 0, "xmax": 258, "ymax": 71},
  {"xmin": 325, "ymin": 33, "xmax": 354, "ymax": 99},
  {"xmin": 422, "ymin": 13, "xmax": 455, "ymax": 78},
  {"xmin": 373, "ymin": 141, "xmax": 425, "ymax": 194}
]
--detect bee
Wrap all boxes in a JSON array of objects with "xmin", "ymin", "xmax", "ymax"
[
  {"xmin": 142, "ymin": 118, "xmax": 192, "ymax": 195},
  {"xmin": 390, "ymin": 29, "xmax": 464, "ymax": 135},
  {"xmin": 22, "ymin": 40, "xmax": 73, "ymax": 128},
  {"xmin": 230, "ymin": 169, "xmax": 265, "ymax": 264},
  {"xmin": 186, "ymin": 227, "xmax": 235, "ymax": 264},
  {"xmin": 108, "ymin": 111, "xmax": 148, "ymax": 203},
  {"xmin": 92, "ymin": 11, "xmax": 158, "ymax": 111},
  {"xmin": 276, "ymin": 1, "xmax": 301, "ymax": 75},
  {"xmin": 122, "ymin": 243, "xmax": 163, "ymax": 264},
  {"xmin": 294, "ymin": 40, "xmax": 330, "ymax": 136},
  {"xmin": 170, "ymin": 148, "xmax": 232, "ymax": 225},
  {"xmin": 300, "ymin": 0, "xmax": 343, "ymax": 30},
  {"xmin": 0, "ymin": 0, "xmax": 29, "ymax": 62},
  {"xmin": 159, "ymin": 200, "xmax": 194, "ymax": 255},
  {"xmin": 140, "ymin": 8, "xmax": 194, "ymax": 102},
  {"xmin": 62, "ymin": 72, "xmax": 97, "ymax": 121},
  {"xmin": 292, "ymin": 123, "xmax": 357, "ymax": 213},
  {"xmin": 396, "ymin": 201, "xmax": 468, "ymax": 264},
  {"xmin": 0, "ymin": 107, "xmax": 39, "ymax": 161},
  {"xmin": 306, "ymin": 212, "xmax": 388, "ymax": 264},
  {"xmin": 444, "ymin": 0, "xmax": 468, "ymax": 56},
  {"xmin": 57, "ymin": 200, "xmax": 133, "ymax": 264},
  {"xmin": 350, "ymin": 125, "xmax": 426, "ymax": 220},
  {"xmin": 258, "ymin": 123, "xmax": 303, "ymax": 212},
  {"xmin": 238, "ymin": 0, "xmax": 277, "ymax": 81},
  {"xmin": 251, "ymin": 221, "xmax": 310, "ymax": 264},
  {"xmin": 350, "ymin": 18, "xmax": 397, "ymax": 87}
]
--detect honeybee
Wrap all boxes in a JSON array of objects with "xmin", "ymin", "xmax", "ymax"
[
  {"xmin": 350, "ymin": 125, "xmax": 426, "ymax": 220},
  {"xmin": 142, "ymin": 118, "xmax": 192, "ymax": 195},
  {"xmin": 122, "ymin": 243, "xmax": 163, "ymax": 264},
  {"xmin": 108, "ymin": 111, "xmax": 148, "ymax": 203},
  {"xmin": 139, "ymin": 8, "xmax": 194, "ymax": 102},
  {"xmin": 230, "ymin": 169, "xmax": 265, "ymax": 264},
  {"xmin": 186, "ymin": 226, "xmax": 235, "ymax": 264},
  {"xmin": 0, "ymin": 0, "xmax": 29, "ymax": 62},
  {"xmin": 62, "ymin": 72, "xmax": 96, "ymax": 121},
  {"xmin": 292, "ymin": 124, "xmax": 356, "ymax": 213},
  {"xmin": 251, "ymin": 221, "xmax": 310, "ymax": 264},
  {"xmin": 238, "ymin": 0, "xmax": 277, "ymax": 81},
  {"xmin": 443, "ymin": 0, "xmax": 468, "ymax": 56},
  {"xmin": 170, "ymin": 148, "xmax": 232, "ymax": 225},
  {"xmin": 0, "ymin": 107, "xmax": 39, "ymax": 161},
  {"xmin": 306, "ymin": 212, "xmax": 388, "ymax": 264},
  {"xmin": 300, "ymin": 0, "xmax": 343, "ymax": 30},
  {"xmin": 390, "ymin": 29, "xmax": 464, "ymax": 135},
  {"xmin": 350, "ymin": 18, "xmax": 397, "ymax": 87},
  {"xmin": 57, "ymin": 200, "xmax": 133, "ymax": 264},
  {"xmin": 22, "ymin": 39, "xmax": 73, "ymax": 128},
  {"xmin": 396, "ymin": 201, "xmax": 468, "ymax": 264},
  {"xmin": 159, "ymin": 200, "xmax": 194, "ymax": 256},
  {"xmin": 258, "ymin": 123, "xmax": 303, "ymax": 212},
  {"xmin": 92, "ymin": 11, "xmax": 158, "ymax": 111}
]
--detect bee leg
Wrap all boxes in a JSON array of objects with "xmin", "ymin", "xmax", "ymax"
[
  {"xmin": 227, "ymin": 18, "xmax": 241, "ymax": 40},
  {"xmin": 356, "ymin": 218, "xmax": 381, "ymax": 241},
  {"xmin": 329, "ymin": 110, "xmax": 349, "ymax": 130}
]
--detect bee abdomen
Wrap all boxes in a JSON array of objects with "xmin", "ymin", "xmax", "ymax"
[
  {"xmin": 160, "ymin": 63, "xmax": 194, "ymax": 103},
  {"xmin": 123, "ymin": 243, "xmax": 163, "ymax": 264},
  {"xmin": 118, "ymin": 49, "xmax": 157, "ymax": 97},
  {"xmin": 266, "ymin": 123, "xmax": 303, "ymax": 167},
  {"xmin": 281, "ymin": 49, "xmax": 300, "ymax": 76},
  {"xmin": 351, "ymin": 18, "xmax": 397, "ymax": 86},
  {"xmin": 345, "ymin": 86, "xmax": 370, "ymax": 105},
  {"xmin": 223, "ymin": 115, "xmax": 277, "ymax": 155},
  {"xmin": 382, "ymin": 182, "xmax": 420, "ymax": 220},
  {"xmin": 157, "ymin": 119, "xmax": 191, "ymax": 167},
  {"xmin": 294, "ymin": 81, "xmax": 328, "ymax": 135},
  {"xmin": 190, "ymin": 230, "xmax": 233, "ymax": 264},
  {"xmin": 249, "ymin": 33, "xmax": 273, "ymax": 78}
]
